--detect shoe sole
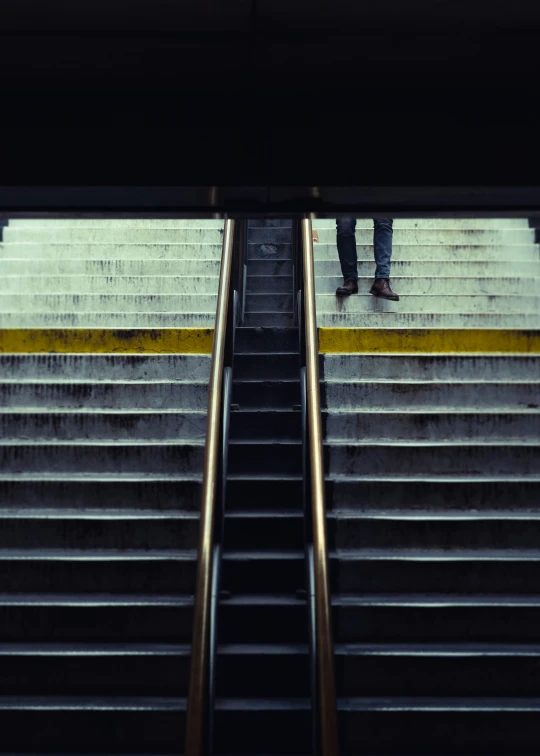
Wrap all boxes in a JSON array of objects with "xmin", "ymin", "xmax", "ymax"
[
  {"xmin": 370, "ymin": 289, "xmax": 400, "ymax": 301},
  {"xmin": 336, "ymin": 290, "xmax": 358, "ymax": 296}
]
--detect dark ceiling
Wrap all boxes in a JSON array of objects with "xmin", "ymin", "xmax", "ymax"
[{"xmin": 0, "ymin": 0, "xmax": 539, "ymax": 208}]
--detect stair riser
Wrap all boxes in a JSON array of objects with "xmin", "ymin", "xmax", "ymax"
[
  {"xmin": 316, "ymin": 277, "xmax": 540, "ymax": 295},
  {"xmin": 234, "ymin": 328, "xmax": 299, "ymax": 353},
  {"xmin": 0, "ymin": 313, "xmax": 218, "ymax": 327},
  {"xmin": 0, "ymin": 384, "xmax": 208, "ymax": 410},
  {"xmin": 243, "ymin": 313, "xmax": 294, "ymax": 327},
  {"xmin": 0, "ymin": 446, "xmax": 205, "ymax": 474},
  {"xmin": 223, "ymin": 517, "xmax": 303, "ymax": 551},
  {"xmin": 246, "ymin": 294, "xmax": 294, "ymax": 313},
  {"xmin": 4, "ymin": 229, "xmax": 224, "ymax": 243},
  {"xmin": 332, "ymin": 654, "xmax": 540, "ymax": 697},
  {"xmin": 229, "ymin": 411, "xmax": 302, "ymax": 441},
  {"xmin": 247, "ymin": 229, "xmax": 294, "ymax": 244},
  {"xmin": 314, "ymin": 229, "xmax": 536, "ymax": 243},
  {"xmin": 8, "ymin": 220, "xmax": 225, "ymax": 228},
  {"xmin": 0, "ymin": 655, "xmax": 190, "ymax": 696},
  {"xmin": 317, "ymin": 295, "xmax": 540, "ymax": 314},
  {"xmin": 0, "ymin": 294, "xmax": 222, "ymax": 312},
  {"xmin": 0, "ymin": 258, "xmax": 222, "ymax": 275},
  {"xmin": 314, "ymin": 245, "xmax": 540, "ymax": 261},
  {"xmin": 246, "ymin": 276, "xmax": 294, "ymax": 294},
  {"xmin": 244, "ymin": 260, "xmax": 293, "ymax": 276},
  {"xmin": 327, "ymin": 518, "xmax": 540, "ymax": 550},
  {"xmin": 227, "ymin": 444, "xmax": 302, "ymax": 475},
  {"xmin": 0, "ymin": 480, "xmax": 202, "ymax": 511},
  {"xmin": 232, "ymin": 381, "xmax": 300, "ymax": 410},
  {"xmin": 0, "ymin": 560, "xmax": 197, "ymax": 593},
  {"xmin": 324, "ymin": 383, "xmax": 540, "ymax": 411},
  {"xmin": 0, "ymin": 245, "xmax": 223, "ymax": 261},
  {"xmin": 322, "ymin": 354, "xmax": 540, "ymax": 382},
  {"xmin": 331, "ymin": 559, "xmax": 540, "ymax": 594},
  {"xmin": 316, "ymin": 261, "xmax": 540, "ymax": 275},
  {"xmin": 333, "ymin": 605, "xmax": 540, "ymax": 643},
  {"xmin": 326, "ymin": 445, "xmax": 540, "ymax": 476},
  {"xmin": 338, "ymin": 710, "xmax": 540, "ymax": 753},
  {"xmin": 233, "ymin": 353, "xmax": 299, "ymax": 381},
  {"xmin": 325, "ymin": 413, "xmax": 540, "ymax": 442},
  {"xmin": 0, "ymin": 519, "xmax": 200, "ymax": 550},
  {"xmin": 0, "ymin": 413, "xmax": 208, "ymax": 442},
  {"xmin": 248, "ymin": 243, "xmax": 293, "ymax": 260},
  {"xmin": 0, "ymin": 354, "xmax": 211, "ymax": 382},
  {"xmin": 0, "ymin": 710, "xmax": 185, "ymax": 751},
  {"xmin": 326, "ymin": 480, "xmax": 540, "ymax": 513},
  {"xmin": 312, "ymin": 219, "xmax": 531, "ymax": 230},
  {"xmin": 0, "ymin": 278, "xmax": 220, "ymax": 295},
  {"xmin": 318, "ymin": 312, "xmax": 540, "ymax": 326}
]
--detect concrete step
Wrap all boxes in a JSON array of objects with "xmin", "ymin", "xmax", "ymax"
[
  {"xmin": 314, "ymin": 260, "xmax": 540, "ymax": 276},
  {"xmin": 0, "ymin": 443, "xmax": 205, "ymax": 475},
  {"xmin": 321, "ymin": 354, "xmax": 540, "ymax": 382},
  {"xmin": 8, "ymin": 219, "xmax": 224, "ymax": 228},
  {"xmin": 312, "ymin": 219, "xmax": 532, "ymax": 230},
  {"xmin": 3, "ymin": 228, "xmax": 224, "ymax": 243},
  {"xmin": 0, "ymin": 643, "xmax": 190, "ymax": 696},
  {"xmin": 317, "ymin": 312, "xmax": 540, "ymax": 327},
  {"xmin": 0, "ymin": 478, "xmax": 203, "ymax": 512},
  {"xmin": 325, "ymin": 479, "xmax": 540, "ymax": 514},
  {"xmin": 0, "ymin": 258, "xmax": 222, "ymax": 276},
  {"xmin": 313, "ymin": 229, "xmax": 535, "ymax": 244},
  {"xmin": 0, "ymin": 294, "xmax": 219, "ymax": 313},
  {"xmin": 333, "ymin": 698, "xmax": 540, "ymax": 754},
  {"xmin": 0, "ymin": 382, "xmax": 209, "ymax": 410},
  {"xmin": 0, "ymin": 412, "xmax": 208, "ymax": 442},
  {"xmin": 316, "ymin": 276, "xmax": 540, "ymax": 295},
  {"xmin": 1, "ymin": 275, "xmax": 220, "ymax": 295},
  {"xmin": 0, "ymin": 246, "xmax": 223, "ymax": 263},
  {"xmin": 0, "ymin": 514, "xmax": 200, "ymax": 551},
  {"xmin": 330, "ymin": 594, "xmax": 540, "ymax": 643},
  {"xmin": 324, "ymin": 412, "xmax": 540, "ymax": 442},
  {"xmin": 0, "ymin": 353, "xmax": 211, "ymax": 382},
  {"xmin": 325, "ymin": 443, "xmax": 540, "ymax": 476},
  {"xmin": 0, "ymin": 312, "xmax": 217, "ymax": 327},
  {"xmin": 317, "ymin": 293, "xmax": 540, "ymax": 314},
  {"xmin": 217, "ymin": 641, "xmax": 540, "ymax": 697},
  {"xmin": 325, "ymin": 514, "xmax": 540, "ymax": 551},
  {"xmin": 323, "ymin": 381, "xmax": 540, "ymax": 411},
  {"xmin": 0, "ymin": 697, "xmax": 186, "ymax": 751},
  {"xmin": 329, "ymin": 551, "xmax": 540, "ymax": 594},
  {"xmin": 313, "ymin": 244, "xmax": 540, "ymax": 261},
  {"xmin": 0, "ymin": 551, "xmax": 198, "ymax": 593}
]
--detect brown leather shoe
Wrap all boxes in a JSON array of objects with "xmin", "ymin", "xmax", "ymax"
[
  {"xmin": 370, "ymin": 278, "xmax": 399, "ymax": 301},
  {"xmin": 336, "ymin": 278, "xmax": 359, "ymax": 296}
]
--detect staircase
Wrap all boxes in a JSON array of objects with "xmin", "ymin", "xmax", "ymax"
[
  {"xmin": 0, "ymin": 218, "xmax": 223, "ymax": 752},
  {"xmin": 313, "ymin": 217, "xmax": 540, "ymax": 753}
]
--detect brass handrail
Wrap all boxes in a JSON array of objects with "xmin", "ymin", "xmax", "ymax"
[
  {"xmin": 185, "ymin": 217, "xmax": 236, "ymax": 756},
  {"xmin": 301, "ymin": 217, "xmax": 339, "ymax": 755}
]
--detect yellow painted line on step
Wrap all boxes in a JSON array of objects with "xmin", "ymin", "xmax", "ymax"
[
  {"xmin": 319, "ymin": 328, "xmax": 540, "ymax": 354},
  {"xmin": 0, "ymin": 328, "xmax": 214, "ymax": 354}
]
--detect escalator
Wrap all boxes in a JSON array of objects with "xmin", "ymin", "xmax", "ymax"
[{"xmin": 185, "ymin": 217, "xmax": 338, "ymax": 756}]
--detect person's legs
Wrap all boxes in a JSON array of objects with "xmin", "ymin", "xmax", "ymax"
[
  {"xmin": 335, "ymin": 218, "xmax": 358, "ymax": 295},
  {"xmin": 373, "ymin": 218, "xmax": 393, "ymax": 279},
  {"xmin": 371, "ymin": 218, "xmax": 399, "ymax": 301},
  {"xmin": 336, "ymin": 218, "xmax": 358, "ymax": 281}
]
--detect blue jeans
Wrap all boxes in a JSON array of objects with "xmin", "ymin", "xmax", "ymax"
[{"xmin": 336, "ymin": 219, "xmax": 393, "ymax": 281}]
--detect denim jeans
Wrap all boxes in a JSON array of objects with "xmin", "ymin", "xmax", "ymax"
[{"xmin": 336, "ymin": 218, "xmax": 393, "ymax": 281}]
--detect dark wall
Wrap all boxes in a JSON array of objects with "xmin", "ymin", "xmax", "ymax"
[{"xmin": 1, "ymin": 0, "xmax": 539, "ymax": 198}]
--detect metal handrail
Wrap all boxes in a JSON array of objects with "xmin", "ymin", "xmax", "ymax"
[
  {"xmin": 185, "ymin": 218, "xmax": 236, "ymax": 756},
  {"xmin": 301, "ymin": 217, "xmax": 339, "ymax": 756}
]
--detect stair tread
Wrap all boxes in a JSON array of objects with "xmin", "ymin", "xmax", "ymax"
[
  {"xmin": 333, "ymin": 594, "xmax": 540, "ymax": 607},
  {"xmin": 0, "ymin": 593, "xmax": 191, "ymax": 606},
  {"xmin": 0, "ymin": 695, "xmax": 186, "ymax": 710},
  {"xmin": 337, "ymin": 696, "xmax": 540, "ymax": 711},
  {"xmin": 0, "ymin": 642, "xmax": 189, "ymax": 654}
]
